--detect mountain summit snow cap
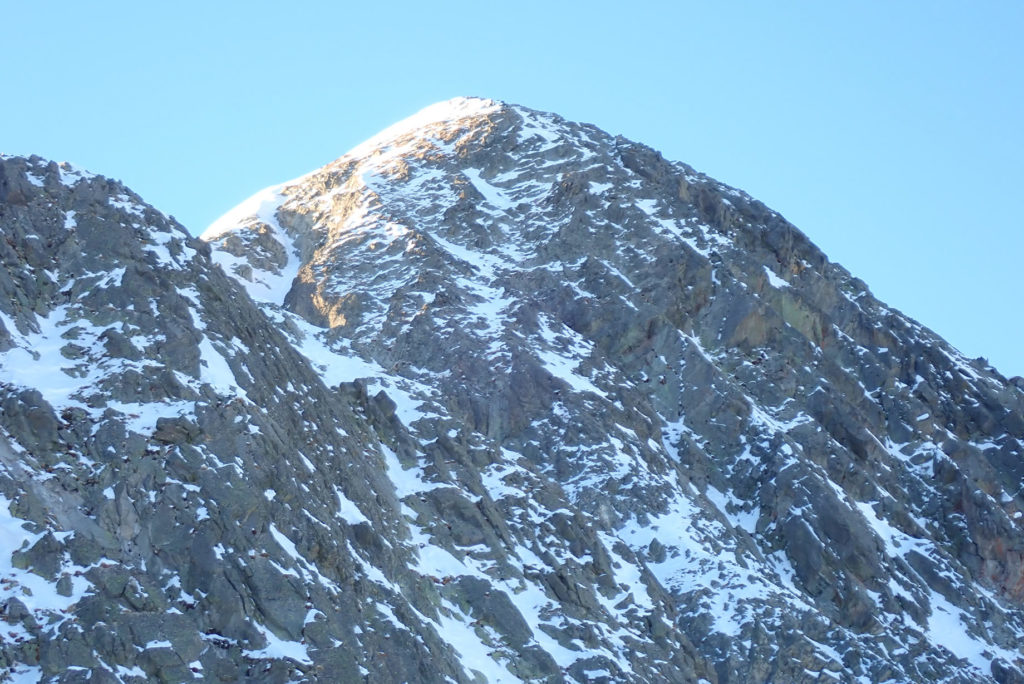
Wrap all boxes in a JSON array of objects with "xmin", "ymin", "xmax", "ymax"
[
  {"xmin": 341, "ymin": 96, "xmax": 503, "ymax": 161},
  {"xmin": 201, "ymin": 97, "xmax": 503, "ymax": 241}
]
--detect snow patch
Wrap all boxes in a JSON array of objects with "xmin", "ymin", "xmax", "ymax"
[{"xmin": 763, "ymin": 265, "xmax": 790, "ymax": 289}]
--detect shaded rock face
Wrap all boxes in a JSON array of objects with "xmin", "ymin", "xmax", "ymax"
[{"xmin": 2, "ymin": 94, "xmax": 1023, "ymax": 684}]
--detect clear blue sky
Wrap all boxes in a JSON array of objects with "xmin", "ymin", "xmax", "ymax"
[{"xmin": 5, "ymin": 2, "xmax": 1022, "ymax": 377}]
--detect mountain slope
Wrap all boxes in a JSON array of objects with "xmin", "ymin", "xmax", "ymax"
[
  {"xmin": 0, "ymin": 94, "xmax": 1022, "ymax": 683},
  {"xmin": 0, "ymin": 153, "xmax": 576, "ymax": 682},
  {"xmin": 203, "ymin": 98, "xmax": 1024, "ymax": 683}
]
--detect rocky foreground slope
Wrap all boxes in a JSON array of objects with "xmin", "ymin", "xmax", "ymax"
[{"xmin": 2, "ymin": 98, "xmax": 1023, "ymax": 682}]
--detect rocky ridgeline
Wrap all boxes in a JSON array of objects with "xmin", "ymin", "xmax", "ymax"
[{"xmin": 1, "ymin": 97, "xmax": 1023, "ymax": 682}]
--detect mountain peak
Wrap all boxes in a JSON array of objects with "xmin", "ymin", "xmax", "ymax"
[
  {"xmin": 200, "ymin": 97, "xmax": 506, "ymax": 244},
  {"xmin": 197, "ymin": 101, "xmax": 1024, "ymax": 680},
  {"xmin": 343, "ymin": 95, "xmax": 505, "ymax": 159},
  {"xmin": 5, "ymin": 102, "xmax": 1024, "ymax": 682}
]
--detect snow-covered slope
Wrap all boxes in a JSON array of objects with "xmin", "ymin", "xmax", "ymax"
[
  {"xmin": 2, "ymin": 96, "xmax": 1023, "ymax": 682},
  {"xmin": 203, "ymin": 98, "xmax": 1024, "ymax": 683}
]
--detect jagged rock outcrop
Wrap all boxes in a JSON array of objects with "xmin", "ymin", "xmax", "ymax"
[
  {"xmin": 2, "ymin": 96, "xmax": 1024, "ymax": 683},
  {"xmin": 1, "ymin": 153, "xmax": 648, "ymax": 682}
]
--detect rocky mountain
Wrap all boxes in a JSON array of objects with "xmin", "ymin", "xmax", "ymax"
[{"xmin": 1, "ymin": 97, "xmax": 1023, "ymax": 683}]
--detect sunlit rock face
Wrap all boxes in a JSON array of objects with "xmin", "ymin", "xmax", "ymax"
[{"xmin": 2, "ymin": 98, "xmax": 1023, "ymax": 682}]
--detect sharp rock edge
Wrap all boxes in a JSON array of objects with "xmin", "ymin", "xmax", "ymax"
[{"xmin": 0, "ymin": 98, "xmax": 1022, "ymax": 683}]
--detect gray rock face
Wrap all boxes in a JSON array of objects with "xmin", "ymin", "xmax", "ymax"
[
  {"xmin": 0, "ymin": 154, "xmax": 488, "ymax": 682},
  {"xmin": 2, "ymin": 95, "xmax": 1024, "ymax": 683}
]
